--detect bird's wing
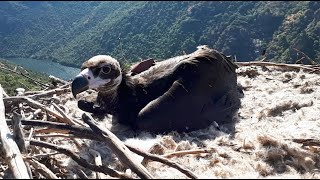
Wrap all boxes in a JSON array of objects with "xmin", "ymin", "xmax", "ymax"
[
  {"xmin": 130, "ymin": 58, "xmax": 155, "ymax": 75},
  {"xmin": 135, "ymin": 51, "xmax": 240, "ymax": 133},
  {"xmin": 136, "ymin": 77, "xmax": 198, "ymax": 133}
]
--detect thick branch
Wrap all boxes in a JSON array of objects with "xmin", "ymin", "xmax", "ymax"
[
  {"xmin": 6, "ymin": 119, "xmax": 95, "ymax": 141},
  {"xmin": 235, "ymin": 61, "xmax": 320, "ymax": 74},
  {"xmin": 26, "ymin": 87, "xmax": 70, "ymax": 100},
  {"xmin": 82, "ymin": 113, "xmax": 154, "ymax": 179},
  {"xmin": 12, "ymin": 113, "xmax": 27, "ymax": 152},
  {"xmin": 0, "ymin": 85, "xmax": 30, "ymax": 179},
  {"xmin": 24, "ymin": 83, "xmax": 70, "ymax": 96},
  {"xmin": 12, "ymin": 112, "xmax": 33, "ymax": 178}
]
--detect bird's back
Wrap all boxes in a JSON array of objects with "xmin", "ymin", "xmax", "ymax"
[{"xmin": 131, "ymin": 47, "xmax": 241, "ymax": 133}]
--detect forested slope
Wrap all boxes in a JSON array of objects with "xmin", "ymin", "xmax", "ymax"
[{"xmin": 0, "ymin": 1, "xmax": 319, "ymax": 66}]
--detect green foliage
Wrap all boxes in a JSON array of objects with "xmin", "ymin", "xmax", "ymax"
[
  {"xmin": 0, "ymin": 59, "xmax": 50, "ymax": 96},
  {"xmin": 0, "ymin": 1, "xmax": 319, "ymax": 65}
]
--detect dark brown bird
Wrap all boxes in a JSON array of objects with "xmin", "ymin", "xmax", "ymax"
[{"xmin": 71, "ymin": 46, "xmax": 241, "ymax": 133}]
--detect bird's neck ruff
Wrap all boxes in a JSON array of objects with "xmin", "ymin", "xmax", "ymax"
[
  {"xmin": 117, "ymin": 71, "xmax": 136, "ymax": 97},
  {"xmin": 97, "ymin": 69, "xmax": 136, "ymax": 108}
]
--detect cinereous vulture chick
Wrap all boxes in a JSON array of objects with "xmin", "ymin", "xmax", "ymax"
[{"xmin": 71, "ymin": 46, "xmax": 241, "ymax": 133}]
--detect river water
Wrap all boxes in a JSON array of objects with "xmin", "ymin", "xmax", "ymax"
[{"xmin": 3, "ymin": 58, "xmax": 81, "ymax": 80}]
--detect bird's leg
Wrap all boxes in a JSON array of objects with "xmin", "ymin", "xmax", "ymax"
[{"xmin": 78, "ymin": 100, "xmax": 106, "ymax": 114}]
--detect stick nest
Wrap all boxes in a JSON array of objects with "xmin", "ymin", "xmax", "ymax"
[{"xmin": 1, "ymin": 61, "xmax": 320, "ymax": 179}]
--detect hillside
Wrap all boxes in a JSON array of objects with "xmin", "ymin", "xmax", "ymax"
[
  {"xmin": 0, "ymin": 58, "xmax": 50, "ymax": 95},
  {"xmin": 0, "ymin": 1, "xmax": 319, "ymax": 67}
]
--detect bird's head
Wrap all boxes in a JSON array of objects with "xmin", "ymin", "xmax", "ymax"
[{"xmin": 71, "ymin": 55, "xmax": 122, "ymax": 98}]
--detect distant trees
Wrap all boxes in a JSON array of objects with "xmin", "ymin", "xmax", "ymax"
[
  {"xmin": 0, "ymin": 1, "xmax": 319, "ymax": 65},
  {"xmin": 0, "ymin": 60, "xmax": 50, "ymax": 95}
]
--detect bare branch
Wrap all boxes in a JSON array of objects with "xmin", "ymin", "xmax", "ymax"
[
  {"xmin": 49, "ymin": 75, "xmax": 68, "ymax": 86},
  {"xmin": 33, "ymin": 133, "xmax": 76, "ymax": 138},
  {"xmin": 3, "ymin": 96, "xmax": 77, "ymax": 124},
  {"xmin": 52, "ymin": 102, "xmax": 85, "ymax": 126},
  {"xmin": 0, "ymin": 85, "xmax": 30, "ymax": 179},
  {"xmin": 24, "ymin": 83, "xmax": 70, "ymax": 96},
  {"xmin": 162, "ymin": 149, "xmax": 216, "ymax": 159},
  {"xmin": 295, "ymin": 57, "xmax": 305, "ymax": 64},
  {"xmin": 12, "ymin": 112, "xmax": 33, "ymax": 178},
  {"xmin": 12, "ymin": 113, "xmax": 28, "ymax": 152},
  {"xmin": 73, "ymin": 169, "xmax": 89, "ymax": 179},
  {"xmin": 28, "ymin": 139, "xmax": 131, "ymax": 179},
  {"xmin": 288, "ymin": 138, "xmax": 320, "ymax": 147},
  {"xmin": 16, "ymin": 119, "xmax": 199, "ymax": 179},
  {"xmin": 51, "ymin": 103, "xmax": 77, "ymax": 125},
  {"xmin": 235, "ymin": 61, "xmax": 320, "ymax": 74},
  {"xmin": 293, "ymin": 48, "xmax": 317, "ymax": 65},
  {"xmin": 26, "ymin": 159, "xmax": 58, "ymax": 179},
  {"xmin": 82, "ymin": 113, "xmax": 154, "ymax": 179},
  {"xmin": 26, "ymin": 88, "xmax": 70, "ymax": 100},
  {"xmin": 126, "ymin": 145, "xmax": 198, "ymax": 179}
]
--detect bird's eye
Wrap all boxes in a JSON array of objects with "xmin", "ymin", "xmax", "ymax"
[{"xmin": 101, "ymin": 65, "xmax": 111, "ymax": 74}]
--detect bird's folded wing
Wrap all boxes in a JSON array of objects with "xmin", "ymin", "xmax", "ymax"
[{"xmin": 136, "ymin": 78, "xmax": 195, "ymax": 133}]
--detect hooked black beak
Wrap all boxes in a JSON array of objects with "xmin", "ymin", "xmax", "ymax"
[{"xmin": 71, "ymin": 75, "xmax": 89, "ymax": 98}]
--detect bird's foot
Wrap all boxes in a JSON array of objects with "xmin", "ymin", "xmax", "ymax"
[{"xmin": 78, "ymin": 100, "xmax": 105, "ymax": 114}]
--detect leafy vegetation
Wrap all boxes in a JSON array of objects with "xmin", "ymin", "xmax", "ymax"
[
  {"xmin": 0, "ymin": 1, "xmax": 319, "ymax": 66},
  {"xmin": 0, "ymin": 58, "xmax": 50, "ymax": 96}
]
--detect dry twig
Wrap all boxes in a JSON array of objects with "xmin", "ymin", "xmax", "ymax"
[
  {"xmin": 126, "ymin": 145, "xmax": 198, "ymax": 179},
  {"xmin": 28, "ymin": 139, "xmax": 131, "ymax": 179},
  {"xmin": 51, "ymin": 103, "xmax": 78, "ymax": 125},
  {"xmin": 293, "ymin": 48, "xmax": 317, "ymax": 65},
  {"xmin": 73, "ymin": 169, "xmax": 89, "ymax": 179},
  {"xmin": 4, "ymin": 96, "xmax": 76, "ymax": 124},
  {"xmin": 26, "ymin": 159, "xmax": 58, "ymax": 179},
  {"xmin": 163, "ymin": 149, "xmax": 215, "ymax": 159},
  {"xmin": 24, "ymin": 83, "xmax": 70, "ymax": 96},
  {"xmin": 89, "ymin": 149, "xmax": 104, "ymax": 179},
  {"xmin": 288, "ymin": 138, "xmax": 320, "ymax": 147},
  {"xmin": 26, "ymin": 87, "xmax": 70, "ymax": 100},
  {"xmin": 15, "ymin": 119, "xmax": 199, "ymax": 179}
]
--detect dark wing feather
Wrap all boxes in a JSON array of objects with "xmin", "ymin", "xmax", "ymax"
[{"xmin": 135, "ymin": 50, "xmax": 240, "ymax": 133}]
